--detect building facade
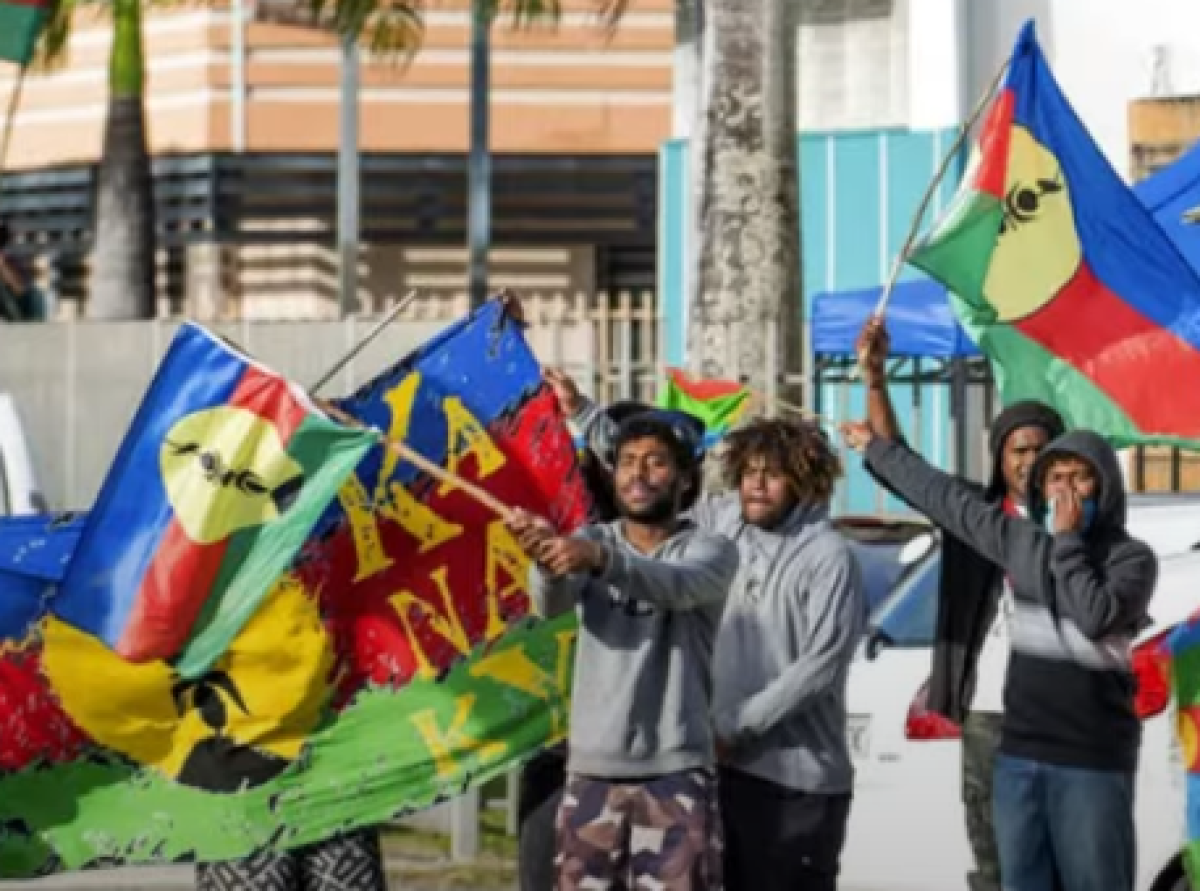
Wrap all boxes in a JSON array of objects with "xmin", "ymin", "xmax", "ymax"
[{"xmin": 0, "ymin": 1, "xmax": 673, "ymax": 319}]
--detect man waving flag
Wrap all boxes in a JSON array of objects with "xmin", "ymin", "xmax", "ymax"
[{"xmin": 909, "ymin": 20, "xmax": 1200, "ymax": 450}]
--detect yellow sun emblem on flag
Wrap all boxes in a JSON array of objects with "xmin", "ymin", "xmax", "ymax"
[
  {"xmin": 41, "ymin": 573, "xmax": 333, "ymax": 793},
  {"xmin": 1179, "ymin": 706, "xmax": 1200, "ymax": 773},
  {"xmin": 982, "ymin": 125, "xmax": 1084, "ymax": 322},
  {"xmin": 160, "ymin": 407, "xmax": 305, "ymax": 546}
]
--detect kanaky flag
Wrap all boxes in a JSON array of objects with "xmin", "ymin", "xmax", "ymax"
[
  {"xmin": 0, "ymin": 0, "xmax": 50, "ymax": 65},
  {"xmin": 909, "ymin": 20, "xmax": 1200, "ymax": 450},
  {"xmin": 1168, "ymin": 615, "xmax": 1200, "ymax": 882},
  {"xmin": 659, "ymin": 368, "xmax": 751, "ymax": 449},
  {"xmin": 54, "ymin": 324, "xmax": 374, "ymax": 677}
]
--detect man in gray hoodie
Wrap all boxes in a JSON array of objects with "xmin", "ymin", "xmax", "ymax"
[
  {"xmin": 509, "ymin": 408, "xmax": 739, "ymax": 891},
  {"xmin": 548, "ymin": 373, "xmax": 865, "ymax": 891},
  {"xmin": 701, "ymin": 418, "xmax": 865, "ymax": 891}
]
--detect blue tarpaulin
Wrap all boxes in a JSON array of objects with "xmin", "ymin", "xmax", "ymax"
[
  {"xmin": 810, "ymin": 280, "xmax": 979, "ymax": 357},
  {"xmin": 811, "ymin": 139, "xmax": 1200, "ymax": 358}
]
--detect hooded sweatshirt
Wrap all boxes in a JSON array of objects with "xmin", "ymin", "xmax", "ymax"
[
  {"xmin": 529, "ymin": 519, "xmax": 738, "ymax": 779},
  {"xmin": 865, "ymin": 430, "xmax": 1157, "ymax": 772},
  {"xmin": 573, "ymin": 397, "xmax": 865, "ymax": 792},
  {"xmin": 701, "ymin": 494, "xmax": 866, "ymax": 794},
  {"xmin": 924, "ymin": 401, "xmax": 1065, "ymax": 723}
]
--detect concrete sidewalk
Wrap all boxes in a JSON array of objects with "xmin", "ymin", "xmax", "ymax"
[{"xmin": 0, "ymin": 861, "xmax": 519, "ymax": 891}]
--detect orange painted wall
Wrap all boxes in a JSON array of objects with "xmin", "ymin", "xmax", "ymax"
[{"xmin": 0, "ymin": 2, "xmax": 673, "ymax": 169}]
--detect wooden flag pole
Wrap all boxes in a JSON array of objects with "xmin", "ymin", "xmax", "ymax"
[
  {"xmin": 318, "ymin": 399, "xmax": 515, "ymax": 520},
  {"xmin": 309, "ymin": 290, "xmax": 420, "ymax": 395},
  {"xmin": 0, "ymin": 65, "xmax": 26, "ymax": 183},
  {"xmin": 853, "ymin": 59, "xmax": 1011, "ymax": 378}
]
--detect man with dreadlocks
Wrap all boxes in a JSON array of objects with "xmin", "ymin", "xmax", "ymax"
[{"xmin": 547, "ymin": 373, "xmax": 865, "ymax": 891}]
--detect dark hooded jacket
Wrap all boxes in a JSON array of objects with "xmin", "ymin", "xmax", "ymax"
[
  {"xmin": 924, "ymin": 401, "xmax": 1065, "ymax": 723},
  {"xmin": 865, "ymin": 429, "xmax": 1158, "ymax": 771}
]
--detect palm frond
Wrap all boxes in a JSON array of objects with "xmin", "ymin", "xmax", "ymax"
[
  {"xmin": 594, "ymin": 0, "xmax": 630, "ymax": 32},
  {"xmin": 493, "ymin": 0, "xmax": 560, "ymax": 30},
  {"xmin": 302, "ymin": 0, "xmax": 562, "ymax": 60},
  {"xmin": 33, "ymin": 0, "xmax": 79, "ymax": 70},
  {"xmin": 297, "ymin": 0, "xmax": 426, "ymax": 60}
]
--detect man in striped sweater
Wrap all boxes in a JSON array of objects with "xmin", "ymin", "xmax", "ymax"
[{"xmin": 841, "ymin": 419, "xmax": 1157, "ymax": 891}]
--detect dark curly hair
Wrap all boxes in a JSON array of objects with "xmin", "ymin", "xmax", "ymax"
[
  {"xmin": 721, "ymin": 418, "xmax": 842, "ymax": 506},
  {"xmin": 612, "ymin": 415, "xmax": 703, "ymax": 512}
]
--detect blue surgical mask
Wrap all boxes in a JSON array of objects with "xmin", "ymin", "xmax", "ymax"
[{"xmin": 1043, "ymin": 497, "xmax": 1098, "ymax": 533}]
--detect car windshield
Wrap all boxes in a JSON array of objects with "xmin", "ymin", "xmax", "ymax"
[
  {"xmin": 871, "ymin": 549, "xmax": 941, "ymax": 648},
  {"xmin": 835, "ymin": 518, "xmax": 933, "ymax": 616}
]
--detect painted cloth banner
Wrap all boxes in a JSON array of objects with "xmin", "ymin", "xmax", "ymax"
[
  {"xmin": 0, "ymin": 301, "xmax": 589, "ymax": 877},
  {"xmin": 909, "ymin": 20, "xmax": 1200, "ymax": 450}
]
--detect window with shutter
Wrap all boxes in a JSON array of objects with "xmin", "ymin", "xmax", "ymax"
[{"xmin": 799, "ymin": 0, "xmax": 910, "ymax": 131}]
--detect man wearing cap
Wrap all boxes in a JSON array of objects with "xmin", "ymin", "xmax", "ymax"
[
  {"xmin": 508, "ymin": 405, "xmax": 738, "ymax": 891},
  {"xmin": 516, "ymin": 396, "xmax": 658, "ymax": 891}
]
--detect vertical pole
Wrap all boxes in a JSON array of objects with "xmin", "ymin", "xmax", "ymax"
[
  {"xmin": 0, "ymin": 66, "xmax": 27, "ymax": 180},
  {"xmin": 467, "ymin": 2, "xmax": 491, "ymax": 307},
  {"xmin": 337, "ymin": 35, "xmax": 360, "ymax": 317},
  {"xmin": 451, "ymin": 788, "xmax": 481, "ymax": 862},
  {"xmin": 457, "ymin": 8, "xmax": 489, "ymax": 829}
]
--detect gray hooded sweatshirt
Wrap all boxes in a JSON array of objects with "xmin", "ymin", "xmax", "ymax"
[
  {"xmin": 866, "ymin": 430, "xmax": 1157, "ymax": 772},
  {"xmin": 699, "ymin": 494, "xmax": 866, "ymax": 794},
  {"xmin": 529, "ymin": 520, "xmax": 739, "ymax": 779},
  {"xmin": 572, "ymin": 397, "xmax": 866, "ymax": 792}
]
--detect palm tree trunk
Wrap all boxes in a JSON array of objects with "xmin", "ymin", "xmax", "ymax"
[
  {"xmin": 88, "ymin": 0, "xmax": 156, "ymax": 320},
  {"xmin": 687, "ymin": 0, "xmax": 801, "ymax": 396}
]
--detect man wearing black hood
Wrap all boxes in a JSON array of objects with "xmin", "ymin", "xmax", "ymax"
[
  {"xmin": 843, "ymin": 393, "xmax": 1157, "ymax": 889},
  {"xmin": 857, "ymin": 320, "xmax": 1065, "ymax": 891}
]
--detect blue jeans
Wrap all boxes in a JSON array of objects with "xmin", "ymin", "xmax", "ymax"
[{"xmin": 992, "ymin": 754, "xmax": 1135, "ymax": 891}]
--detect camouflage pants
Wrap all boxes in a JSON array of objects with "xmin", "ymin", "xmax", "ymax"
[
  {"xmin": 557, "ymin": 769, "xmax": 723, "ymax": 891},
  {"xmin": 963, "ymin": 712, "xmax": 1004, "ymax": 891}
]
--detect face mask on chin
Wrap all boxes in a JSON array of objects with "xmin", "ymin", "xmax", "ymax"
[{"xmin": 1043, "ymin": 496, "xmax": 1097, "ymax": 534}]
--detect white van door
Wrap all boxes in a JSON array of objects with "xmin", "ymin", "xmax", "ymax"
[{"xmin": 0, "ymin": 394, "xmax": 44, "ymax": 516}]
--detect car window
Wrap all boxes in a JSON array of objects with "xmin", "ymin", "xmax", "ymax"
[
  {"xmin": 874, "ymin": 552, "xmax": 941, "ymax": 648},
  {"xmin": 848, "ymin": 541, "xmax": 906, "ymax": 615}
]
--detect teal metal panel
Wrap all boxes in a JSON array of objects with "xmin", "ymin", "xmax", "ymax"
[{"xmin": 657, "ymin": 126, "xmax": 965, "ymax": 515}]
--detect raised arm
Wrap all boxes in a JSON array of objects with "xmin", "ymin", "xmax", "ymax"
[
  {"xmin": 858, "ymin": 317, "xmax": 904, "ymax": 442},
  {"xmin": 842, "ymin": 426, "xmax": 1018, "ymax": 569},
  {"xmin": 543, "ymin": 369, "xmax": 618, "ymax": 463},
  {"xmin": 717, "ymin": 539, "xmax": 865, "ymax": 745}
]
